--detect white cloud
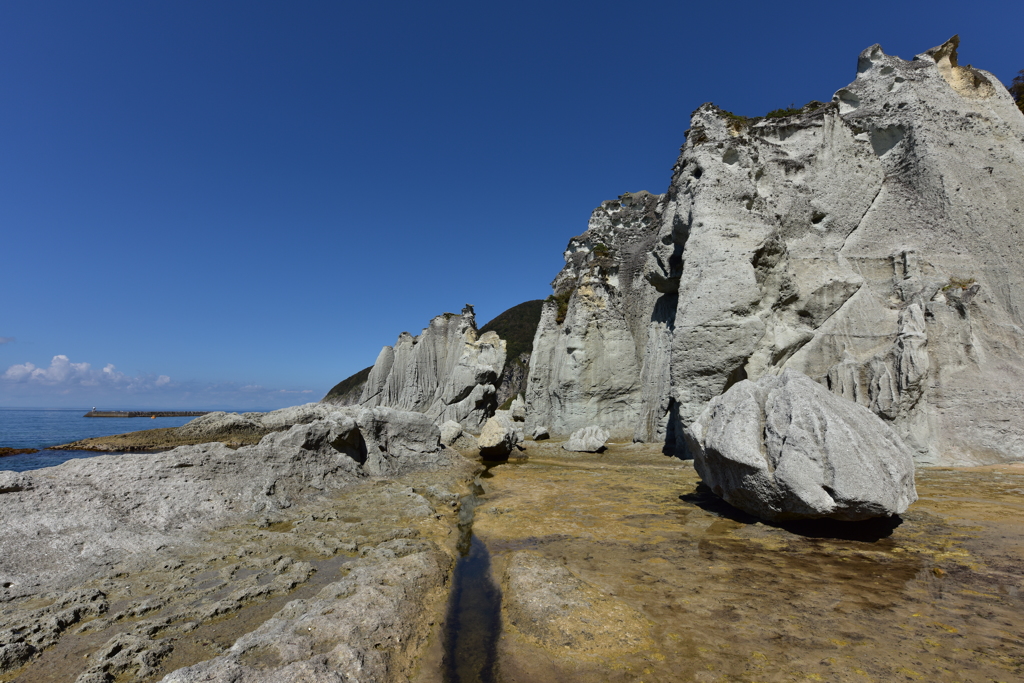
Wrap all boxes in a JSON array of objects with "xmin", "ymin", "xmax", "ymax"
[
  {"xmin": 1, "ymin": 354, "xmax": 320, "ymax": 410},
  {"xmin": 0, "ymin": 337, "xmax": 13, "ymax": 345},
  {"xmin": 2, "ymin": 355, "xmax": 170, "ymax": 391}
]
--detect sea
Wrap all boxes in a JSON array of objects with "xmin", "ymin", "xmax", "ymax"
[{"xmin": 0, "ymin": 408, "xmax": 199, "ymax": 473}]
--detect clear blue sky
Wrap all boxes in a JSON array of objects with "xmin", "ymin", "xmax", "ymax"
[{"xmin": 2, "ymin": 0, "xmax": 1021, "ymax": 410}]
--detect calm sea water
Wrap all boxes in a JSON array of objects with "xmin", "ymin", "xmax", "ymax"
[{"xmin": 0, "ymin": 408, "xmax": 198, "ymax": 472}]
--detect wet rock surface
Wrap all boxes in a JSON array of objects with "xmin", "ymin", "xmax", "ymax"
[
  {"xmin": 469, "ymin": 441, "xmax": 1024, "ymax": 682},
  {"xmin": 5, "ymin": 432, "xmax": 1024, "ymax": 682}
]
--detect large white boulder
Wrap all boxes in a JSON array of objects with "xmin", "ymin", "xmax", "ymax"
[
  {"xmin": 477, "ymin": 413, "xmax": 522, "ymax": 460},
  {"xmin": 562, "ymin": 425, "xmax": 610, "ymax": 453},
  {"xmin": 685, "ymin": 369, "xmax": 917, "ymax": 522}
]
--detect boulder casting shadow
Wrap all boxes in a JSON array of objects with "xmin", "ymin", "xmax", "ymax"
[{"xmin": 681, "ymin": 483, "xmax": 904, "ymax": 542}]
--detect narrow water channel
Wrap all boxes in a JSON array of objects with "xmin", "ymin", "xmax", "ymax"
[{"xmin": 442, "ymin": 472, "xmax": 502, "ymax": 683}]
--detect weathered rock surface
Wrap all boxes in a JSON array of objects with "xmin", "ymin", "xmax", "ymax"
[
  {"xmin": 0, "ymin": 405, "xmax": 445, "ymax": 591},
  {"xmin": 161, "ymin": 539, "xmax": 450, "ymax": 683},
  {"xmin": 499, "ymin": 551, "xmax": 653, "ymax": 656},
  {"xmin": 562, "ymin": 425, "xmax": 611, "ymax": 453},
  {"xmin": 509, "ymin": 394, "xmax": 527, "ymax": 422},
  {"xmin": 686, "ymin": 369, "xmax": 917, "ymax": 521},
  {"xmin": 477, "ymin": 300, "xmax": 545, "ymax": 407},
  {"xmin": 477, "ymin": 413, "xmax": 522, "ymax": 460},
  {"xmin": 527, "ymin": 37, "xmax": 1024, "ymax": 465},
  {"xmin": 0, "ymin": 403, "xmax": 475, "ymax": 682},
  {"xmin": 531, "ymin": 426, "xmax": 550, "ymax": 440},
  {"xmin": 439, "ymin": 419, "xmax": 464, "ymax": 446},
  {"xmin": 358, "ymin": 304, "xmax": 506, "ymax": 432},
  {"xmin": 526, "ymin": 190, "xmax": 676, "ymax": 442}
]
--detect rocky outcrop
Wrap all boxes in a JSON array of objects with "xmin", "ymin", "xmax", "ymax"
[
  {"xmin": 686, "ymin": 369, "xmax": 917, "ymax": 521},
  {"xmin": 53, "ymin": 402, "xmax": 388, "ymax": 452},
  {"xmin": 0, "ymin": 447, "xmax": 38, "ymax": 457},
  {"xmin": 0, "ymin": 405, "xmax": 446, "ymax": 590},
  {"xmin": 161, "ymin": 539, "xmax": 450, "ymax": 683},
  {"xmin": 477, "ymin": 412, "xmax": 523, "ymax": 459},
  {"xmin": 439, "ymin": 420, "xmax": 464, "ymax": 446},
  {"xmin": 525, "ymin": 191, "xmax": 677, "ymax": 441},
  {"xmin": 495, "ymin": 352, "xmax": 531, "ymax": 407},
  {"xmin": 478, "ymin": 300, "xmax": 545, "ymax": 406},
  {"xmin": 527, "ymin": 37, "xmax": 1024, "ymax": 465},
  {"xmin": 358, "ymin": 305, "xmax": 506, "ymax": 432},
  {"xmin": 562, "ymin": 425, "xmax": 611, "ymax": 453}
]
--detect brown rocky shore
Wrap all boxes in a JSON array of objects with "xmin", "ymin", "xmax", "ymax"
[
  {"xmin": 0, "ymin": 448, "xmax": 39, "ymax": 458},
  {"xmin": 470, "ymin": 443, "xmax": 1024, "ymax": 682},
  {"xmin": 50, "ymin": 411, "xmax": 293, "ymax": 452},
  {"xmin": 4, "ymin": 426, "xmax": 1022, "ymax": 682}
]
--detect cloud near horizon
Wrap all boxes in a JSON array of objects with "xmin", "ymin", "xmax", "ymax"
[
  {"xmin": 3, "ymin": 355, "xmax": 170, "ymax": 391},
  {"xmin": 1, "ymin": 355, "xmax": 316, "ymax": 409}
]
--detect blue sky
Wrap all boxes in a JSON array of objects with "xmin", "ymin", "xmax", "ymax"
[{"xmin": 2, "ymin": 0, "xmax": 1021, "ymax": 410}]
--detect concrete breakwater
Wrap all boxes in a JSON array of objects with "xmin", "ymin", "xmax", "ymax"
[{"xmin": 84, "ymin": 410, "xmax": 209, "ymax": 418}]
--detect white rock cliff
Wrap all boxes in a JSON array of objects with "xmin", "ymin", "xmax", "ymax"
[
  {"xmin": 358, "ymin": 304, "xmax": 506, "ymax": 432},
  {"xmin": 526, "ymin": 36, "xmax": 1024, "ymax": 466}
]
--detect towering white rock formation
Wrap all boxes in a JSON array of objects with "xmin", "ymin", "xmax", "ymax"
[
  {"xmin": 525, "ymin": 191, "xmax": 678, "ymax": 441},
  {"xmin": 358, "ymin": 305, "xmax": 506, "ymax": 432},
  {"xmin": 527, "ymin": 36, "xmax": 1024, "ymax": 465}
]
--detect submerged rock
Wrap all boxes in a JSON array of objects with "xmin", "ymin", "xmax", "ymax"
[
  {"xmin": 562, "ymin": 425, "xmax": 610, "ymax": 453},
  {"xmin": 500, "ymin": 551, "xmax": 653, "ymax": 656},
  {"xmin": 685, "ymin": 369, "xmax": 917, "ymax": 521}
]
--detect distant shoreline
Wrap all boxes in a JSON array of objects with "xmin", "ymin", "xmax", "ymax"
[{"xmin": 84, "ymin": 411, "xmax": 210, "ymax": 418}]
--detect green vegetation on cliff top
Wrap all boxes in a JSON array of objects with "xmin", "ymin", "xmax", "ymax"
[
  {"xmin": 323, "ymin": 365, "xmax": 373, "ymax": 403},
  {"xmin": 479, "ymin": 299, "xmax": 544, "ymax": 362},
  {"xmin": 1011, "ymin": 70, "xmax": 1024, "ymax": 114}
]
